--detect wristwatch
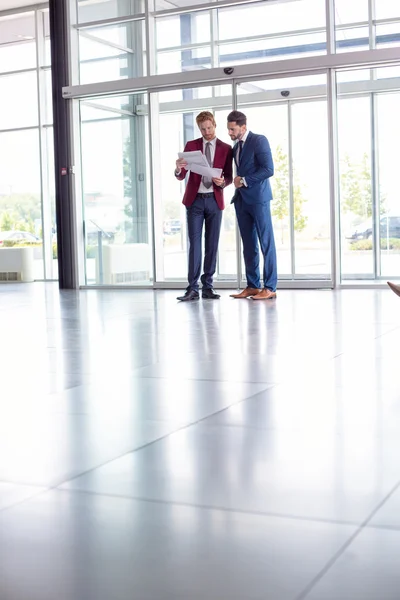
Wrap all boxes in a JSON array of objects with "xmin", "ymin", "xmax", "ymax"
[{"xmin": 239, "ymin": 178, "xmax": 245, "ymax": 186}]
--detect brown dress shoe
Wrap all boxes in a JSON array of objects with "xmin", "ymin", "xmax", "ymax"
[
  {"xmin": 251, "ymin": 288, "xmax": 277, "ymax": 300},
  {"xmin": 387, "ymin": 282, "xmax": 400, "ymax": 298},
  {"xmin": 230, "ymin": 287, "xmax": 261, "ymax": 299}
]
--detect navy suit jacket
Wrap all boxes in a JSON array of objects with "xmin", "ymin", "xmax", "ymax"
[{"xmin": 232, "ymin": 131, "xmax": 274, "ymax": 204}]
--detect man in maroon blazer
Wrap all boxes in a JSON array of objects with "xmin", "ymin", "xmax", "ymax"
[{"xmin": 175, "ymin": 111, "xmax": 233, "ymax": 301}]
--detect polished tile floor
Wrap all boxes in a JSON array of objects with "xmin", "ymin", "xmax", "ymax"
[{"xmin": 1, "ymin": 283, "xmax": 400, "ymax": 600}]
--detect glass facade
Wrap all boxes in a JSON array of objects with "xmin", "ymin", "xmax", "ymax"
[
  {"xmin": 2, "ymin": 0, "xmax": 400, "ymax": 286},
  {"xmin": 0, "ymin": 7, "xmax": 56, "ymax": 281}
]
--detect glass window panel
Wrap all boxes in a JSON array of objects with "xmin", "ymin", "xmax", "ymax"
[
  {"xmin": 376, "ymin": 65, "xmax": 400, "ymax": 78},
  {"xmin": 234, "ymin": 102, "xmax": 291, "ymax": 278},
  {"xmin": 77, "ymin": 0, "xmax": 144, "ymax": 23},
  {"xmin": 81, "ymin": 96, "xmax": 134, "ymax": 122},
  {"xmin": 0, "ymin": 129, "xmax": 43, "ymax": 280},
  {"xmin": 156, "ymin": 0, "xmax": 221, "ymax": 7},
  {"xmin": 237, "ymin": 74, "xmax": 325, "ymax": 93},
  {"xmin": 156, "ymin": 11, "xmax": 210, "ymax": 50},
  {"xmin": 80, "ymin": 57, "xmax": 129, "ymax": 85},
  {"xmin": 219, "ymin": 32, "xmax": 326, "ymax": 66},
  {"xmin": 42, "ymin": 9, "xmax": 51, "ymax": 66},
  {"xmin": 80, "ymin": 97, "xmax": 152, "ymax": 285},
  {"xmin": 0, "ymin": 71, "xmax": 38, "ymax": 129},
  {"xmin": 237, "ymin": 75, "xmax": 330, "ymax": 281},
  {"xmin": 292, "ymin": 101, "xmax": 331, "ymax": 277},
  {"xmin": 337, "ymin": 94, "xmax": 373, "ymax": 278},
  {"xmin": 157, "ymin": 46, "xmax": 211, "ymax": 75},
  {"xmin": 376, "ymin": 93, "xmax": 400, "ymax": 277},
  {"xmin": 44, "ymin": 69, "xmax": 53, "ymax": 125},
  {"xmin": 218, "ymin": 0, "xmax": 326, "ymax": 40},
  {"xmin": 334, "ymin": 0, "xmax": 368, "ymax": 24},
  {"xmin": 336, "ymin": 67, "xmax": 371, "ymax": 83},
  {"xmin": 0, "ymin": 12, "xmax": 36, "ymax": 72},
  {"xmin": 158, "ymin": 85, "xmax": 231, "ymax": 104},
  {"xmin": 79, "ymin": 21, "xmax": 146, "ymax": 84},
  {"xmin": 44, "ymin": 127, "xmax": 57, "ymax": 280},
  {"xmin": 375, "ymin": 0, "xmax": 400, "ymax": 20},
  {"xmin": 376, "ymin": 23, "xmax": 400, "ymax": 49},
  {"xmin": 151, "ymin": 85, "xmax": 236, "ymax": 283},
  {"xmin": 336, "ymin": 26, "xmax": 370, "ymax": 53}
]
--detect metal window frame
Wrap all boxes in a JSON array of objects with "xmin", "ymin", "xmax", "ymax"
[{"xmin": 62, "ymin": 47, "xmax": 400, "ymax": 99}]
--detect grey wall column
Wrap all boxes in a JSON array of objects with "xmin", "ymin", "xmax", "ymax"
[{"xmin": 49, "ymin": 0, "xmax": 78, "ymax": 289}]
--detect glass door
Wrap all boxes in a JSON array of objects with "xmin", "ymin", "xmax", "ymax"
[
  {"xmin": 376, "ymin": 92, "xmax": 400, "ymax": 278},
  {"xmin": 337, "ymin": 66, "xmax": 400, "ymax": 281},
  {"xmin": 150, "ymin": 84, "xmax": 238, "ymax": 285},
  {"xmin": 235, "ymin": 73, "xmax": 332, "ymax": 283}
]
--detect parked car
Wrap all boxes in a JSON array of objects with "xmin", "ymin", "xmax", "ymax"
[
  {"xmin": 0, "ymin": 230, "xmax": 41, "ymax": 246},
  {"xmin": 346, "ymin": 216, "xmax": 400, "ymax": 241},
  {"xmin": 163, "ymin": 219, "xmax": 181, "ymax": 235}
]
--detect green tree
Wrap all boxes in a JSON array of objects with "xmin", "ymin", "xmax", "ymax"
[
  {"xmin": 271, "ymin": 145, "xmax": 308, "ymax": 243},
  {"xmin": 340, "ymin": 153, "xmax": 386, "ymax": 219},
  {"xmin": 0, "ymin": 211, "xmax": 14, "ymax": 231},
  {"xmin": 0, "ymin": 194, "xmax": 41, "ymax": 222}
]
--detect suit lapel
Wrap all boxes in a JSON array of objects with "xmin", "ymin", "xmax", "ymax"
[
  {"xmin": 239, "ymin": 132, "xmax": 252, "ymax": 169},
  {"xmin": 214, "ymin": 139, "xmax": 223, "ymax": 166},
  {"xmin": 233, "ymin": 142, "xmax": 239, "ymax": 169}
]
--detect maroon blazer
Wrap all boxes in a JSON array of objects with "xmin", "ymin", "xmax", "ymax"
[{"xmin": 175, "ymin": 137, "xmax": 233, "ymax": 210}]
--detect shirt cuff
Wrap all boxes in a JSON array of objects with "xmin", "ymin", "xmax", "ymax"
[
  {"xmin": 175, "ymin": 169, "xmax": 181, "ymax": 176},
  {"xmin": 242, "ymin": 177, "xmax": 247, "ymax": 187}
]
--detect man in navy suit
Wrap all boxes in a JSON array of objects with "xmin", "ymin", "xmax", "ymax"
[{"xmin": 227, "ymin": 110, "xmax": 277, "ymax": 300}]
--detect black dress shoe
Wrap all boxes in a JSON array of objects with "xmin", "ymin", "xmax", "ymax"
[
  {"xmin": 177, "ymin": 290, "xmax": 199, "ymax": 302},
  {"xmin": 202, "ymin": 288, "xmax": 220, "ymax": 299}
]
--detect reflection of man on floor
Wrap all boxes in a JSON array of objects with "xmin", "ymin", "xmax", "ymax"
[
  {"xmin": 387, "ymin": 282, "xmax": 400, "ymax": 297},
  {"xmin": 175, "ymin": 111, "xmax": 233, "ymax": 302}
]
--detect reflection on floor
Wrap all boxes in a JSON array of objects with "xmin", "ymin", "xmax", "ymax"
[{"xmin": 0, "ymin": 283, "xmax": 400, "ymax": 600}]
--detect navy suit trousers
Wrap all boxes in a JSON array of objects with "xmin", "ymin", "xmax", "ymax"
[
  {"xmin": 186, "ymin": 195, "xmax": 222, "ymax": 292},
  {"xmin": 234, "ymin": 195, "xmax": 277, "ymax": 292}
]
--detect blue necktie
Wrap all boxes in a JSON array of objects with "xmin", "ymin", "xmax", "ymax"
[{"xmin": 237, "ymin": 140, "xmax": 243, "ymax": 165}]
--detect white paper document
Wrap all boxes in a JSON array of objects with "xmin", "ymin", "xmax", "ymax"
[
  {"xmin": 178, "ymin": 150, "xmax": 209, "ymax": 167},
  {"xmin": 178, "ymin": 151, "xmax": 222, "ymax": 179},
  {"xmin": 191, "ymin": 164, "xmax": 222, "ymax": 178}
]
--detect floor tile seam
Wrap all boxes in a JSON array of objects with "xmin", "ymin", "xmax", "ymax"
[
  {"xmin": 126, "ymin": 374, "xmax": 281, "ymax": 385},
  {"xmin": 51, "ymin": 389, "xmax": 278, "ymax": 489},
  {"xmin": 361, "ymin": 521, "xmax": 400, "ymax": 533},
  {"xmin": 0, "ymin": 480, "xmax": 45, "ymax": 489},
  {"xmin": 199, "ymin": 421, "xmax": 400, "ymax": 435},
  {"xmin": 373, "ymin": 325, "xmax": 400, "ymax": 340},
  {"xmin": 294, "ymin": 478, "xmax": 400, "ymax": 600},
  {"xmin": 0, "ymin": 486, "xmax": 51, "ymax": 516},
  {"xmin": 53, "ymin": 487, "xmax": 364, "ymax": 528}
]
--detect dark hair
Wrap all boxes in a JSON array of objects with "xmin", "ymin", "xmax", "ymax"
[{"xmin": 227, "ymin": 110, "xmax": 247, "ymax": 126}]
